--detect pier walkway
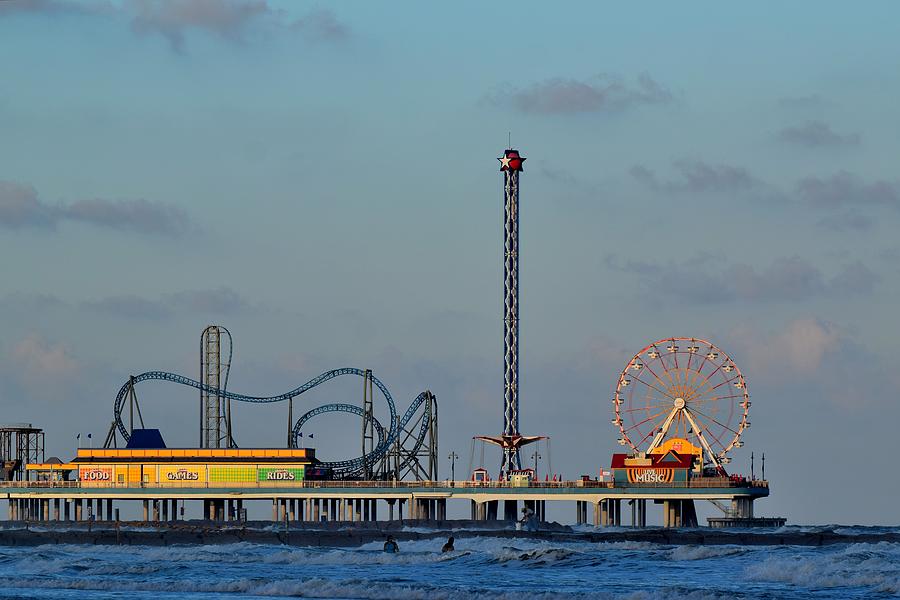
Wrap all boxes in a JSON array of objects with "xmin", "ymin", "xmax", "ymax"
[{"xmin": 0, "ymin": 479, "xmax": 768, "ymax": 528}]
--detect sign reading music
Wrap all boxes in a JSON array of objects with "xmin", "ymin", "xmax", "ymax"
[{"xmin": 627, "ymin": 468, "xmax": 675, "ymax": 484}]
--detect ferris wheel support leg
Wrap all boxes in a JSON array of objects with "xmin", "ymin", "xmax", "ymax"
[
  {"xmin": 682, "ymin": 408, "xmax": 722, "ymax": 470},
  {"xmin": 646, "ymin": 407, "xmax": 679, "ymax": 454}
]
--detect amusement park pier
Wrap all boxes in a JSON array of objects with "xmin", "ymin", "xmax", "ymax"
[{"xmin": 0, "ymin": 148, "xmax": 780, "ymax": 529}]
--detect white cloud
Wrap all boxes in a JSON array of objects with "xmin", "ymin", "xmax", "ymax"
[
  {"xmin": 10, "ymin": 334, "xmax": 79, "ymax": 379},
  {"xmin": 729, "ymin": 317, "xmax": 840, "ymax": 381}
]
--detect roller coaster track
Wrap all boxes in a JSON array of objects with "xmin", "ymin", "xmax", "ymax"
[
  {"xmin": 292, "ymin": 391, "xmax": 433, "ymax": 477},
  {"xmin": 112, "ymin": 368, "xmax": 431, "ymax": 477}
]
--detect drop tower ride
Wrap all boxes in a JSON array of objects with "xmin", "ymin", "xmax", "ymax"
[{"xmin": 477, "ymin": 148, "xmax": 544, "ymax": 475}]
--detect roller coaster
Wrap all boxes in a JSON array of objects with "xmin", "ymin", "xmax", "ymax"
[{"xmin": 105, "ymin": 331, "xmax": 437, "ymax": 480}]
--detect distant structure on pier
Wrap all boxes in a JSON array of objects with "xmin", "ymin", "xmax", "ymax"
[
  {"xmin": 476, "ymin": 148, "xmax": 545, "ymax": 474},
  {"xmin": 200, "ymin": 325, "xmax": 233, "ymax": 448},
  {"xmin": 0, "ymin": 424, "xmax": 44, "ymax": 481}
]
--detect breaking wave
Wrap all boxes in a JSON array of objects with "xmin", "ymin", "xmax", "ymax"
[
  {"xmin": 744, "ymin": 542, "xmax": 900, "ymax": 594},
  {"xmin": 0, "ymin": 534, "xmax": 896, "ymax": 598}
]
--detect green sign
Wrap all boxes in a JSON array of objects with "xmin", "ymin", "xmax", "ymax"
[{"xmin": 258, "ymin": 467, "xmax": 304, "ymax": 482}]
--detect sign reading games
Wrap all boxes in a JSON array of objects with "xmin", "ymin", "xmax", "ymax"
[{"xmin": 167, "ymin": 469, "xmax": 200, "ymax": 481}]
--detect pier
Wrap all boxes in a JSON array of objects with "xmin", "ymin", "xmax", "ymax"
[{"xmin": 0, "ymin": 478, "xmax": 768, "ymax": 528}]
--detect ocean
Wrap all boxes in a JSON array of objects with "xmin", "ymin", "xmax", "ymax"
[{"xmin": 0, "ymin": 526, "xmax": 896, "ymax": 599}]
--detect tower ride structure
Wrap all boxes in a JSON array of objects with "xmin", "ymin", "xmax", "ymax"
[
  {"xmin": 476, "ymin": 149, "xmax": 544, "ymax": 474},
  {"xmin": 201, "ymin": 325, "xmax": 233, "ymax": 448}
]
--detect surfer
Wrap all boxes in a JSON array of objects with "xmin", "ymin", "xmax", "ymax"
[
  {"xmin": 383, "ymin": 535, "xmax": 399, "ymax": 553},
  {"xmin": 441, "ymin": 536, "xmax": 455, "ymax": 553},
  {"xmin": 520, "ymin": 506, "xmax": 537, "ymax": 532}
]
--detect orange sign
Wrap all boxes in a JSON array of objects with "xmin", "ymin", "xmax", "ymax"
[
  {"xmin": 79, "ymin": 467, "xmax": 111, "ymax": 482},
  {"xmin": 627, "ymin": 468, "xmax": 674, "ymax": 484},
  {"xmin": 651, "ymin": 437, "xmax": 702, "ymax": 457}
]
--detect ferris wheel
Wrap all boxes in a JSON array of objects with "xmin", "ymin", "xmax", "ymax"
[{"xmin": 611, "ymin": 337, "xmax": 750, "ymax": 468}]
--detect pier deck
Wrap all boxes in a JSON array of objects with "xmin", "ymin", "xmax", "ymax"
[{"xmin": 0, "ymin": 479, "xmax": 769, "ymax": 527}]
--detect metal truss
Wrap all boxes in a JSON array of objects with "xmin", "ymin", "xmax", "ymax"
[
  {"xmin": 502, "ymin": 158, "xmax": 521, "ymax": 472},
  {"xmin": 200, "ymin": 325, "xmax": 233, "ymax": 448},
  {"xmin": 110, "ymin": 367, "xmax": 434, "ymax": 480}
]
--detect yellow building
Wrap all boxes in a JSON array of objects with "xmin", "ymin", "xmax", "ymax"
[{"xmin": 65, "ymin": 448, "xmax": 318, "ymax": 488}]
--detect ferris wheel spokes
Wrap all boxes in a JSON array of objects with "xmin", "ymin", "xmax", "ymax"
[{"xmin": 613, "ymin": 337, "xmax": 750, "ymax": 469}]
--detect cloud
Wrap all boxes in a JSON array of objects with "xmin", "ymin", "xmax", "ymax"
[
  {"xmin": 487, "ymin": 73, "xmax": 671, "ymax": 115},
  {"xmin": 828, "ymin": 260, "xmax": 880, "ymax": 295},
  {"xmin": 0, "ymin": 0, "xmax": 111, "ymax": 16},
  {"xmin": 816, "ymin": 210, "xmax": 873, "ymax": 232},
  {"xmin": 61, "ymin": 198, "xmax": 191, "ymax": 236},
  {"xmin": 537, "ymin": 162, "xmax": 601, "ymax": 200},
  {"xmin": 0, "ymin": 180, "xmax": 191, "ymax": 236},
  {"xmin": 777, "ymin": 121, "xmax": 860, "ymax": 147},
  {"xmin": 630, "ymin": 160, "xmax": 766, "ymax": 195},
  {"xmin": 167, "ymin": 287, "xmax": 250, "ymax": 314},
  {"xmin": 607, "ymin": 255, "xmax": 879, "ymax": 304},
  {"xmin": 0, "ymin": 181, "xmax": 56, "ymax": 229},
  {"xmin": 0, "ymin": 292, "xmax": 66, "ymax": 312},
  {"xmin": 129, "ymin": 0, "xmax": 270, "ymax": 51},
  {"xmin": 797, "ymin": 171, "xmax": 900, "ymax": 210},
  {"xmin": 730, "ymin": 317, "xmax": 840, "ymax": 378},
  {"xmin": 10, "ymin": 334, "xmax": 78, "ymax": 378},
  {"xmin": 127, "ymin": 0, "xmax": 349, "ymax": 52},
  {"xmin": 0, "ymin": 0, "xmax": 351, "ymax": 52},
  {"xmin": 290, "ymin": 7, "xmax": 348, "ymax": 42},
  {"xmin": 84, "ymin": 287, "xmax": 251, "ymax": 319},
  {"xmin": 776, "ymin": 94, "xmax": 827, "ymax": 109},
  {"xmin": 83, "ymin": 295, "xmax": 173, "ymax": 320}
]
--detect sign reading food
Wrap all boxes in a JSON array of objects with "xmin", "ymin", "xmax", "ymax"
[{"xmin": 80, "ymin": 468, "xmax": 111, "ymax": 481}]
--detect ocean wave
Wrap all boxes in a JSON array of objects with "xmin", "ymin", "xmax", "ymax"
[
  {"xmin": 0, "ymin": 576, "xmax": 756, "ymax": 600},
  {"xmin": 668, "ymin": 545, "xmax": 747, "ymax": 561},
  {"xmin": 744, "ymin": 542, "xmax": 900, "ymax": 594}
]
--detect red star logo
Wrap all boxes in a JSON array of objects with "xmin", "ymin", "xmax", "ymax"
[{"xmin": 498, "ymin": 149, "xmax": 525, "ymax": 172}]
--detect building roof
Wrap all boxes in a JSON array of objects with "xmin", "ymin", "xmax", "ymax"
[
  {"xmin": 611, "ymin": 451, "xmax": 693, "ymax": 470},
  {"xmin": 126, "ymin": 429, "xmax": 167, "ymax": 449}
]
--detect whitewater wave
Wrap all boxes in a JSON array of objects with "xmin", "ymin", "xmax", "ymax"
[
  {"xmin": 668, "ymin": 545, "xmax": 747, "ymax": 561},
  {"xmin": 744, "ymin": 542, "xmax": 900, "ymax": 594},
  {"xmin": 0, "ymin": 576, "xmax": 757, "ymax": 600}
]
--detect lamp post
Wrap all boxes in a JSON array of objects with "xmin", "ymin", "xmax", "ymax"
[
  {"xmin": 448, "ymin": 451, "xmax": 458, "ymax": 484},
  {"xmin": 531, "ymin": 450, "xmax": 541, "ymax": 478}
]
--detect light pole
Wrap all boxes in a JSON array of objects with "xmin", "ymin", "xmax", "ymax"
[
  {"xmin": 531, "ymin": 450, "xmax": 541, "ymax": 478},
  {"xmin": 448, "ymin": 451, "xmax": 458, "ymax": 484}
]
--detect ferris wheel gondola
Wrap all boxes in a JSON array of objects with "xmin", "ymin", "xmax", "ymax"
[{"xmin": 612, "ymin": 337, "xmax": 750, "ymax": 469}]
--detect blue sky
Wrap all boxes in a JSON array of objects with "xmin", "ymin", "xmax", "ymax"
[{"xmin": 1, "ymin": 0, "xmax": 900, "ymax": 524}]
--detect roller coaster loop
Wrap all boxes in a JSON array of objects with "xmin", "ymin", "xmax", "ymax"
[
  {"xmin": 112, "ymin": 368, "xmax": 431, "ymax": 477},
  {"xmin": 291, "ymin": 391, "xmax": 433, "ymax": 477}
]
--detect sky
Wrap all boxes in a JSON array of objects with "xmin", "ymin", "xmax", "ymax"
[{"xmin": 1, "ymin": 0, "xmax": 899, "ymax": 525}]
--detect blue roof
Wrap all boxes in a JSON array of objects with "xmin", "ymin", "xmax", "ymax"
[{"xmin": 126, "ymin": 429, "xmax": 167, "ymax": 449}]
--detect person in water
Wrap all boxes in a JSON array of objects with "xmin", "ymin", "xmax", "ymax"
[
  {"xmin": 520, "ymin": 506, "xmax": 537, "ymax": 532},
  {"xmin": 383, "ymin": 535, "xmax": 399, "ymax": 553},
  {"xmin": 441, "ymin": 536, "xmax": 455, "ymax": 553}
]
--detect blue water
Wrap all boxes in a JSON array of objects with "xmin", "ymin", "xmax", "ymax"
[{"xmin": 0, "ymin": 527, "xmax": 896, "ymax": 599}]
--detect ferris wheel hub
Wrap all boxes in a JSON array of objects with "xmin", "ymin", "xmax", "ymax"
[{"xmin": 673, "ymin": 397, "xmax": 685, "ymax": 409}]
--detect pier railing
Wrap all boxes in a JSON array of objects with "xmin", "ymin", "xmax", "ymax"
[{"xmin": 0, "ymin": 479, "xmax": 769, "ymax": 491}]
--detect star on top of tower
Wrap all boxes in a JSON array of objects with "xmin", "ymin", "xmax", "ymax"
[{"xmin": 499, "ymin": 149, "xmax": 526, "ymax": 172}]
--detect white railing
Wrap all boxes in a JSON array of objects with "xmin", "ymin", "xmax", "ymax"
[{"xmin": 0, "ymin": 479, "xmax": 768, "ymax": 491}]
